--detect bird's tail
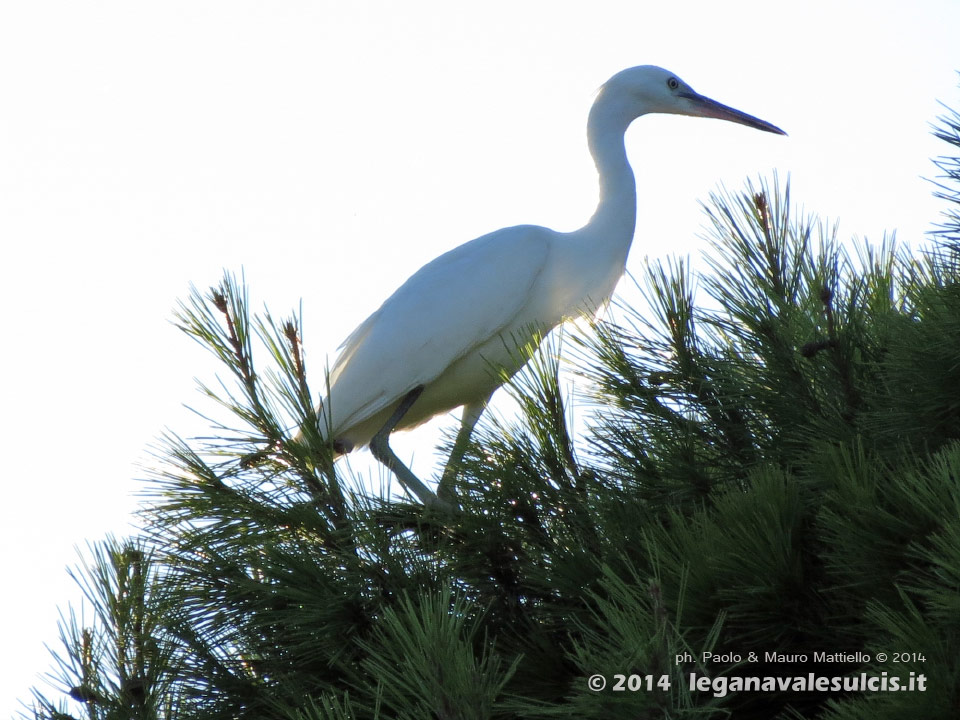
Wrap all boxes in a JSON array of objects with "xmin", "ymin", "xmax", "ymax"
[{"xmin": 292, "ymin": 398, "xmax": 352, "ymax": 459}]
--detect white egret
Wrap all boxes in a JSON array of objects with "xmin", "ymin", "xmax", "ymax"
[{"xmin": 314, "ymin": 65, "xmax": 784, "ymax": 509}]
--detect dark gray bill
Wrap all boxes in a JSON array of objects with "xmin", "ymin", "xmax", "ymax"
[{"xmin": 680, "ymin": 91, "xmax": 786, "ymax": 135}]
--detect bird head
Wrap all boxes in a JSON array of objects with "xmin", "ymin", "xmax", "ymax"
[{"xmin": 603, "ymin": 65, "xmax": 786, "ymax": 135}]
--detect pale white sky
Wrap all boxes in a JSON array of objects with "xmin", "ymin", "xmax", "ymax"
[{"xmin": 2, "ymin": 1, "xmax": 958, "ymax": 713}]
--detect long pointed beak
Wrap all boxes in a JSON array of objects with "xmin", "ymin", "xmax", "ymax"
[{"xmin": 679, "ymin": 91, "xmax": 786, "ymax": 135}]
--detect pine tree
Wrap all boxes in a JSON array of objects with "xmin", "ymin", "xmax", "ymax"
[{"xmin": 21, "ymin": 86, "xmax": 960, "ymax": 720}]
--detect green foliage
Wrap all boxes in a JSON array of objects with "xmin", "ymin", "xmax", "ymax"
[
  {"xmin": 24, "ymin": 538, "xmax": 187, "ymax": 720},
  {"xmin": 21, "ymin": 88, "xmax": 960, "ymax": 719},
  {"xmin": 353, "ymin": 586, "xmax": 520, "ymax": 719}
]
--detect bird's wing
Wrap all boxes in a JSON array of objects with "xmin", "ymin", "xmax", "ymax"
[{"xmin": 325, "ymin": 224, "xmax": 553, "ymax": 432}]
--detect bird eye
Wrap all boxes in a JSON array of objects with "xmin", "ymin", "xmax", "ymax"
[{"xmin": 667, "ymin": 77, "xmax": 680, "ymax": 90}]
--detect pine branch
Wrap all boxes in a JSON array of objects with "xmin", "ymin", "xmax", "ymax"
[{"xmin": 22, "ymin": 77, "xmax": 960, "ymax": 719}]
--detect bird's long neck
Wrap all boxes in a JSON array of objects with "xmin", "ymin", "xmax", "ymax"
[{"xmin": 583, "ymin": 92, "xmax": 638, "ymax": 252}]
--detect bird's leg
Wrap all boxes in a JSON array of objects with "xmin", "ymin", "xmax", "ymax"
[
  {"xmin": 438, "ymin": 397, "xmax": 490, "ymax": 503},
  {"xmin": 369, "ymin": 386, "xmax": 451, "ymax": 511}
]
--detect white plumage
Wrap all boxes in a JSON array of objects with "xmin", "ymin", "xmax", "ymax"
[{"xmin": 315, "ymin": 66, "xmax": 784, "ymax": 507}]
